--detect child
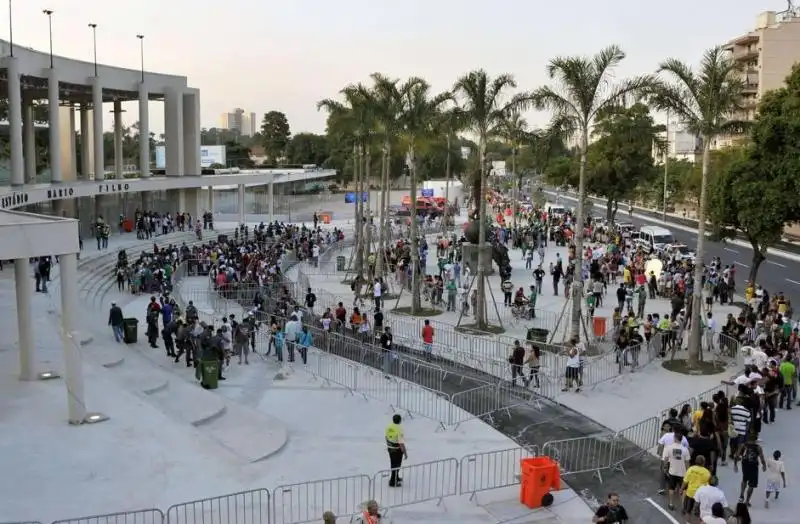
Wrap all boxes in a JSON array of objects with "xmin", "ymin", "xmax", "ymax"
[{"xmin": 765, "ymin": 449, "xmax": 787, "ymax": 508}]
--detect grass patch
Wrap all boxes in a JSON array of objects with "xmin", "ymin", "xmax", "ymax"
[
  {"xmin": 392, "ymin": 306, "xmax": 444, "ymax": 317},
  {"xmin": 662, "ymin": 359, "xmax": 726, "ymax": 376},
  {"xmin": 455, "ymin": 323, "xmax": 507, "ymax": 335}
]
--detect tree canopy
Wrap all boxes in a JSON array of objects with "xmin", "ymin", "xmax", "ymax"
[{"xmin": 260, "ymin": 111, "xmax": 291, "ymax": 161}]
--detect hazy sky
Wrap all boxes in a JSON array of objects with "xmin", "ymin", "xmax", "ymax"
[{"xmin": 8, "ymin": 0, "xmax": 784, "ymax": 134}]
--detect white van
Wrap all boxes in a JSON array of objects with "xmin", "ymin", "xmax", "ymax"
[
  {"xmin": 637, "ymin": 226, "xmax": 675, "ymax": 253},
  {"xmin": 546, "ymin": 202, "xmax": 567, "ymax": 218}
]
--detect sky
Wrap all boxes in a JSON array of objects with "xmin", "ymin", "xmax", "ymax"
[{"xmin": 6, "ymin": 0, "xmax": 788, "ymax": 135}]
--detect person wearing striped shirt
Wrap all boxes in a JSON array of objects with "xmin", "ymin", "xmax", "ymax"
[{"xmin": 729, "ymin": 388, "xmax": 753, "ymax": 460}]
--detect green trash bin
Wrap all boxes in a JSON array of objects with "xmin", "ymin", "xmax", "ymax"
[
  {"xmin": 122, "ymin": 318, "xmax": 139, "ymax": 344},
  {"xmin": 527, "ymin": 327, "xmax": 549, "ymax": 343},
  {"xmin": 200, "ymin": 360, "xmax": 220, "ymax": 389},
  {"xmin": 336, "ymin": 256, "xmax": 346, "ymax": 271}
]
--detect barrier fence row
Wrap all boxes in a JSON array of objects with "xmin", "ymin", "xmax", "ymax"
[
  {"xmin": 160, "ymin": 225, "xmax": 747, "ymax": 521},
  {"xmin": 22, "ymin": 446, "xmax": 544, "ymax": 524}
]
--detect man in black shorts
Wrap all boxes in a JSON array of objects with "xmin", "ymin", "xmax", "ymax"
[{"xmin": 734, "ymin": 433, "xmax": 766, "ymax": 506}]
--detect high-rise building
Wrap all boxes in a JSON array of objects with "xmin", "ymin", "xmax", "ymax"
[
  {"xmin": 715, "ymin": 6, "xmax": 800, "ymax": 148},
  {"xmin": 653, "ymin": 117, "xmax": 701, "ymax": 163},
  {"xmin": 219, "ymin": 108, "xmax": 257, "ymax": 137}
]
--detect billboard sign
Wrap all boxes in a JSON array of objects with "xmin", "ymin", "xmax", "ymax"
[
  {"xmin": 344, "ymin": 192, "xmax": 369, "ymax": 203},
  {"xmin": 420, "ymin": 188, "xmax": 434, "ymax": 197},
  {"xmin": 155, "ymin": 145, "xmax": 227, "ymax": 170}
]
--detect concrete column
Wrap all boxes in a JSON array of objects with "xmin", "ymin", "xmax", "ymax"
[
  {"xmin": 141, "ymin": 191, "xmax": 152, "ymax": 211},
  {"xmin": 268, "ymin": 178, "xmax": 274, "ymax": 224},
  {"xmin": 8, "ymin": 57, "xmax": 24, "ymax": 186},
  {"xmin": 238, "ymin": 184, "xmax": 246, "ymax": 224},
  {"xmin": 113, "ymin": 100, "xmax": 124, "ymax": 179},
  {"xmin": 207, "ymin": 186, "xmax": 214, "ymax": 214},
  {"xmin": 138, "ymin": 84, "xmax": 150, "ymax": 177},
  {"xmin": 92, "ymin": 78, "xmax": 104, "ymax": 180},
  {"xmin": 178, "ymin": 189, "xmax": 187, "ymax": 212},
  {"xmin": 164, "ymin": 88, "xmax": 184, "ymax": 176},
  {"xmin": 23, "ymin": 97, "xmax": 37, "ymax": 184},
  {"xmin": 79, "ymin": 105, "xmax": 91, "ymax": 180},
  {"xmin": 15, "ymin": 259, "xmax": 35, "ymax": 381},
  {"xmin": 47, "ymin": 68, "xmax": 62, "ymax": 183},
  {"xmin": 59, "ymin": 253, "xmax": 86, "ymax": 424},
  {"xmin": 184, "ymin": 188, "xmax": 201, "ymax": 218},
  {"xmin": 182, "ymin": 90, "xmax": 201, "ymax": 175},
  {"xmin": 66, "ymin": 106, "xmax": 78, "ymax": 180}
]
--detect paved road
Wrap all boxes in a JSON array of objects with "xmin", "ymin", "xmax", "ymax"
[{"xmin": 549, "ymin": 192, "xmax": 800, "ymax": 307}]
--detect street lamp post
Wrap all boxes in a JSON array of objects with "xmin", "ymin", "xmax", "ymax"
[
  {"xmin": 8, "ymin": 0, "xmax": 13, "ymax": 57},
  {"xmin": 88, "ymin": 23, "xmax": 97, "ymax": 76},
  {"xmin": 42, "ymin": 9, "xmax": 54, "ymax": 68},
  {"xmin": 136, "ymin": 34, "xmax": 144, "ymax": 82}
]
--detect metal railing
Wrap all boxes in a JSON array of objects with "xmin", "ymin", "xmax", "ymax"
[
  {"xmin": 30, "ymin": 449, "xmax": 539, "ymax": 524},
  {"xmin": 52, "ymin": 510, "xmax": 165, "ymax": 524},
  {"xmin": 166, "ymin": 490, "xmax": 270, "ymax": 524}
]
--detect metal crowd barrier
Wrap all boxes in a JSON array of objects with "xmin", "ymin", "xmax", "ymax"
[
  {"xmin": 52, "ymin": 509, "xmax": 165, "ymax": 524},
  {"xmin": 165, "ymin": 490, "xmax": 269, "ymax": 524},
  {"xmin": 372, "ymin": 458, "xmax": 459, "ymax": 509},
  {"xmin": 459, "ymin": 446, "xmax": 539, "ymax": 501},
  {"xmin": 271, "ymin": 474, "xmax": 371, "ymax": 524}
]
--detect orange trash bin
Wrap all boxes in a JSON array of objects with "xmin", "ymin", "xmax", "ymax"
[
  {"xmin": 122, "ymin": 218, "xmax": 133, "ymax": 232},
  {"xmin": 520, "ymin": 457, "xmax": 561, "ymax": 509},
  {"xmin": 593, "ymin": 316, "xmax": 607, "ymax": 337},
  {"xmin": 319, "ymin": 213, "xmax": 332, "ymax": 224}
]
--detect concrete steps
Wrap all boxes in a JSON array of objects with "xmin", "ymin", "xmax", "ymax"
[{"xmin": 52, "ymin": 229, "xmax": 289, "ymax": 465}]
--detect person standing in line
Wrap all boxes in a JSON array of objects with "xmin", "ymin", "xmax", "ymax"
[
  {"xmin": 297, "ymin": 325, "xmax": 312, "ymax": 365},
  {"xmin": 524, "ymin": 343, "xmax": 541, "ymax": 388},
  {"xmin": 733, "ymin": 433, "xmax": 767, "ymax": 508},
  {"xmin": 662, "ymin": 428, "xmax": 691, "ymax": 511},
  {"xmin": 508, "ymin": 340, "xmax": 525, "ymax": 387},
  {"xmin": 763, "ymin": 449, "xmax": 786, "ymax": 509},
  {"xmin": 284, "ymin": 313, "xmax": 300, "ymax": 363},
  {"xmin": 421, "ymin": 320, "xmax": 434, "ymax": 360},
  {"xmin": 380, "ymin": 326, "xmax": 393, "ymax": 378},
  {"xmin": 108, "ymin": 302, "xmax": 124, "ymax": 343},
  {"xmin": 373, "ymin": 278, "xmax": 382, "ymax": 310},
  {"xmin": 385, "ymin": 414, "xmax": 407, "ymax": 488}
]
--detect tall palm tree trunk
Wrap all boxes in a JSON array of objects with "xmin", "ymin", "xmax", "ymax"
[
  {"xmin": 409, "ymin": 148, "xmax": 422, "ymax": 313},
  {"xmin": 511, "ymin": 148, "xmax": 518, "ymax": 233},
  {"xmin": 363, "ymin": 147, "xmax": 373, "ymax": 270},
  {"xmin": 475, "ymin": 138, "xmax": 489, "ymax": 329},
  {"xmin": 442, "ymin": 134, "xmax": 452, "ymax": 236},
  {"xmin": 570, "ymin": 128, "xmax": 589, "ymax": 340},
  {"xmin": 687, "ymin": 138, "xmax": 711, "ymax": 365},
  {"xmin": 376, "ymin": 144, "xmax": 389, "ymax": 279},
  {"xmin": 353, "ymin": 144, "xmax": 364, "ymax": 276}
]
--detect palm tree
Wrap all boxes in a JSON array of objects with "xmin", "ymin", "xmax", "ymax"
[
  {"xmin": 397, "ymin": 78, "xmax": 452, "ymax": 313},
  {"xmin": 646, "ymin": 46, "xmax": 747, "ymax": 366},
  {"xmin": 532, "ymin": 45, "xmax": 653, "ymax": 341},
  {"xmin": 436, "ymin": 105, "xmax": 466, "ymax": 235},
  {"xmin": 366, "ymin": 73, "xmax": 405, "ymax": 281},
  {"xmin": 318, "ymin": 85, "xmax": 374, "ymax": 277},
  {"xmin": 497, "ymin": 111, "xmax": 530, "ymax": 232},
  {"xmin": 453, "ymin": 70, "xmax": 531, "ymax": 329}
]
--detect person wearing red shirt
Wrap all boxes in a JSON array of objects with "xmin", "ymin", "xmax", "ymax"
[{"xmin": 421, "ymin": 320, "xmax": 434, "ymax": 359}]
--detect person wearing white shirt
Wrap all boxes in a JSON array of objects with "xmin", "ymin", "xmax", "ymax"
[
  {"xmin": 284, "ymin": 315, "xmax": 300, "ymax": 363},
  {"xmin": 658, "ymin": 431, "xmax": 689, "ymax": 449},
  {"xmin": 694, "ymin": 477, "xmax": 728, "ymax": 519},
  {"xmin": 700, "ymin": 501, "xmax": 727, "ymax": 523},
  {"xmin": 662, "ymin": 431, "xmax": 691, "ymax": 511},
  {"xmin": 374, "ymin": 279, "xmax": 382, "ymax": 309}
]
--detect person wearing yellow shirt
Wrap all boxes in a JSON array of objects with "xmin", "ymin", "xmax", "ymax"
[
  {"xmin": 385, "ymin": 414, "xmax": 408, "ymax": 487},
  {"xmin": 682, "ymin": 455, "xmax": 711, "ymax": 517}
]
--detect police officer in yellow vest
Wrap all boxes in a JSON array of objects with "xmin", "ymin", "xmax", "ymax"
[{"xmin": 385, "ymin": 414, "xmax": 407, "ymax": 487}]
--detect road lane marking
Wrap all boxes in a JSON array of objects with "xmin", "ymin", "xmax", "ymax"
[
  {"xmin": 724, "ymin": 247, "xmax": 739, "ymax": 254},
  {"xmin": 735, "ymin": 261, "xmax": 750, "ymax": 268},
  {"xmin": 768, "ymin": 260, "xmax": 787, "ymax": 268},
  {"xmin": 645, "ymin": 497, "xmax": 680, "ymax": 524},
  {"xmin": 787, "ymin": 279, "xmax": 800, "ymax": 285}
]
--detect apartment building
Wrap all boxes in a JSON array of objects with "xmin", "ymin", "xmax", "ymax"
[
  {"xmin": 715, "ymin": 6, "xmax": 800, "ymax": 148},
  {"xmin": 219, "ymin": 108, "xmax": 257, "ymax": 137},
  {"xmin": 654, "ymin": 119, "xmax": 701, "ymax": 163}
]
